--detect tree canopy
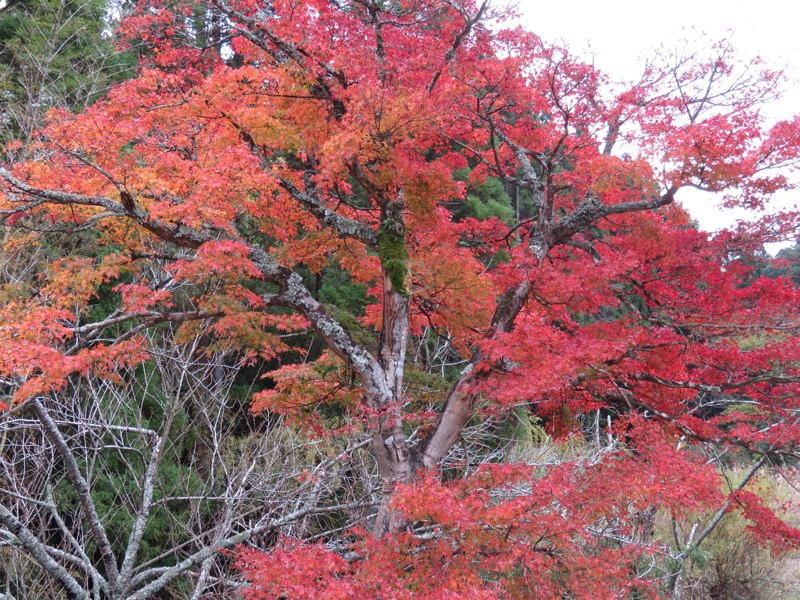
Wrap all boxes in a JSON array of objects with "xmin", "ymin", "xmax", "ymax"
[{"xmin": 2, "ymin": 1, "xmax": 800, "ymax": 598}]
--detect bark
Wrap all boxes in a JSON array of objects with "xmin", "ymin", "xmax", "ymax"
[
  {"xmin": 370, "ymin": 199, "xmax": 414, "ymax": 536},
  {"xmin": 0, "ymin": 505, "xmax": 90, "ymax": 600},
  {"xmin": 28, "ymin": 398, "xmax": 120, "ymax": 591},
  {"xmin": 116, "ymin": 429, "xmax": 164, "ymax": 596},
  {"xmin": 274, "ymin": 176, "xmax": 378, "ymax": 246},
  {"xmin": 421, "ymin": 280, "xmax": 533, "ymax": 468},
  {"xmin": 370, "ymin": 274, "xmax": 413, "ymax": 537}
]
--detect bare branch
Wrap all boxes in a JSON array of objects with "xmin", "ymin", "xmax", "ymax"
[
  {"xmin": 27, "ymin": 398, "xmax": 120, "ymax": 590},
  {"xmin": 127, "ymin": 500, "xmax": 377, "ymax": 599},
  {"xmin": 0, "ymin": 505, "xmax": 90, "ymax": 600}
]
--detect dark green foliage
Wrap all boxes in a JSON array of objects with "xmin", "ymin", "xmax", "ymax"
[
  {"xmin": 0, "ymin": 0, "xmax": 136, "ymax": 148},
  {"xmin": 319, "ymin": 267, "xmax": 369, "ymax": 317},
  {"xmin": 49, "ymin": 361, "xmax": 214, "ymax": 574},
  {"xmin": 320, "ymin": 266, "xmax": 377, "ymax": 351},
  {"xmin": 765, "ymin": 241, "xmax": 800, "ymax": 284},
  {"xmin": 723, "ymin": 242, "xmax": 800, "ymax": 288},
  {"xmin": 187, "ymin": 3, "xmax": 228, "ymax": 51},
  {"xmin": 452, "ymin": 168, "xmax": 515, "ymax": 223}
]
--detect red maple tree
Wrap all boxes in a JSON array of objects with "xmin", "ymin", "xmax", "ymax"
[{"xmin": 2, "ymin": 0, "xmax": 800, "ymax": 597}]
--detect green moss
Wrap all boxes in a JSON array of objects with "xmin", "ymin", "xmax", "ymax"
[{"xmin": 378, "ymin": 219, "xmax": 410, "ymax": 296}]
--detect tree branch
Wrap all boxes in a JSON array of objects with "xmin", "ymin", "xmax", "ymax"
[
  {"xmin": 427, "ymin": 0, "xmax": 490, "ymax": 94},
  {"xmin": 117, "ymin": 431, "xmax": 164, "ymax": 596},
  {"xmin": 44, "ymin": 487, "xmax": 109, "ymax": 596},
  {"xmin": 0, "ymin": 168, "xmax": 210, "ymax": 249},
  {"xmin": 0, "ymin": 505, "xmax": 90, "ymax": 600},
  {"xmin": 126, "ymin": 501, "xmax": 377, "ymax": 599},
  {"xmin": 28, "ymin": 398, "xmax": 120, "ymax": 590},
  {"xmin": 274, "ymin": 175, "xmax": 378, "ymax": 246}
]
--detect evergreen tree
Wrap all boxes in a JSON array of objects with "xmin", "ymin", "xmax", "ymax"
[{"xmin": 0, "ymin": 0, "xmax": 135, "ymax": 153}]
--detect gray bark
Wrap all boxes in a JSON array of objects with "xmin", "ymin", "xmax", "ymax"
[{"xmin": 0, "ymin": 505, "xmax": 90, "ymax": 600}]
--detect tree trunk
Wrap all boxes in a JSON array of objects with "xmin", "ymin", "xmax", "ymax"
[{"xmin": 370, "ymin": 269, "xmax": 414, "ymax": 535}]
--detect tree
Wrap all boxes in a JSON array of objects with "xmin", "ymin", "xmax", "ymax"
[
  {"xmin": 2, "ymin": 0, "xmax": 800, "ymax": 597},
  {"xmin": 0, "ymin": 323, "xmax": 379, "ymax": 600},
  {"xmin": 0, "ymin": 0, "xmax": 136, "ymax": 155}
]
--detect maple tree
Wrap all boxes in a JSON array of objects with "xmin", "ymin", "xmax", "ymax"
[{"xmin": 2, "ymin": 0, "xmax": 800, "ymax": 598}]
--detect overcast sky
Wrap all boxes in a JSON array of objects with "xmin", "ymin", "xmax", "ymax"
[{"xmin": 517, "ymin": 0, "xmax": 799, "ymax": 244}]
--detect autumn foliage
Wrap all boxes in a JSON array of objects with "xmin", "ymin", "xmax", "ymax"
[{"xmin": 2, "ymin": 0, "xmax": 800, "ymax": 597}]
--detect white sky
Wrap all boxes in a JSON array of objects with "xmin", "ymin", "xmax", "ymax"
[{"xmin": 518, "ymin": 0, "xmax": 800, "ymax": 248}]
